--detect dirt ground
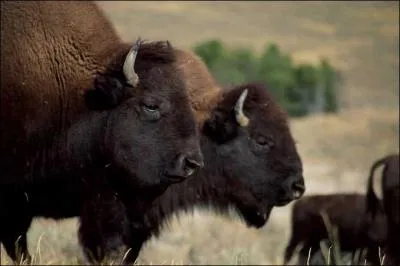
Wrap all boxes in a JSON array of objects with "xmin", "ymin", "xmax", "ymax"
[{"xmin": 1, "ymin": 1, "xmax": 398, "ymax": 265}]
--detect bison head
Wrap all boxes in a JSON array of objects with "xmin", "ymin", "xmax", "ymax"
[
  {"xmin": 203, "ymin": 83, "xmax": 305, "ymax": 228},
  {"xmin": 86, "ymin": 40, "xmax": 204, "ymax": 192}
]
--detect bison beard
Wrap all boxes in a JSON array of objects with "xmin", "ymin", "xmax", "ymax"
[{"xmin": 79, "ymin": 83, "xmax": 305, "ymax": 264}]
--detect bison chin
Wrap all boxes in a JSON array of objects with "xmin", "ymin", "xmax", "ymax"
[{"xmin": 236, "ymin": 203, "xmax": 274, "ymax": 228}]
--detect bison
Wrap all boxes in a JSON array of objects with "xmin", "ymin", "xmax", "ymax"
[
  {"xmin": 1, "ymin": 1, "xmax": 203, "ymax": 263},
  {"xmin": 78, "ymin": 81, "xmax": 306, "ymax": 264},
  {"xmin": 1, "ymin": 16, "xmax": 304, "ymax": 262},
  {"xmin": 283, "ymin": 193, "xmax": 388, "ymax": 265},
  {"xmin": 366, "ymin": 154, "xmax": 399, "ymax": 265}
]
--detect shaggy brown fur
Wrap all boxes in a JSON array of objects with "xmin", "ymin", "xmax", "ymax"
[
  {"xmin": 1, "ymin": 2, "xmax": 121, "ymax": 178},
  {"xmin": 366, "ymin": 154, "xmax": 399, "ymax": 265},
  {"xmin": 1, "ymin": 1, "xmax": 204, "ymax": 263},
  {"xmin": 284, "ymin": 193, "xmax": 387, "ymax": 265},
  {"xmin": 173, "ymin": 49, "xmax": 223, "ymax": 126}
]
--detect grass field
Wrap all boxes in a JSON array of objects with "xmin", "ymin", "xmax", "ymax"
[{"xmin": 1, "ymin": 1, "xmax": 399, "ymax": 265}]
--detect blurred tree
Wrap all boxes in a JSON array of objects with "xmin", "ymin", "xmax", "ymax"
[
  {"xmin": 193, "ymin": 39, "xmax": 225, "ymax": 69},
  {"xmin": 193, "ymin": 39, "xmax": 340, "ymax": 117},
  {"xmin": 259, "ymin": 44, "xmax": 296, "ymax": 104},
  {"xmin": 229, "ymin": 48, "xmax": 260, "ymax": 82},
  {"xmin": 294, "ymin": 64, "xmax": 318, "ymax": 114},
  {"xmin": 319, "ymin": 58, "xmax": 338, "ymax": 113}
]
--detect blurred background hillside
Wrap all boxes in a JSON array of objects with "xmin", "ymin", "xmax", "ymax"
[{"xmin": 1, "ymin": 1, "xmax": 399, "ymax": 265}]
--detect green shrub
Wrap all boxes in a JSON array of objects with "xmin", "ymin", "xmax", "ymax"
[
  {"xmin": 192, "ymin": 39, "xmax": 340, "ymax": 117},
  {"xmin": 193, "ymin": 39, "xmax": 226, "ymax": 69}
]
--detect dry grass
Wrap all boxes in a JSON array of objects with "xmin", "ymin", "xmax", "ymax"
[{"xmin": 1, "ymin": 1, "xmax": 399, "ymax": 265}]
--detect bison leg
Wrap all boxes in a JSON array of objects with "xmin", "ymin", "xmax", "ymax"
[
  {"xmin": 122, "ymin": 227, "xmax": 152, "ymax": 264},
  {"xmin": 283, "ymin": 238, "xmax": 300, "ymax": 264},
  {"xmin": 0, "ymin": 214, "xmax": 32, "ymax": 264},
  {"xmin": 0, "ymin": 189, "xmax": 32, "ymax": 264},
  {"xmin": 361, "ymin": 247, "xmax": 380, "ymax": 265},
  {"xmin": 1, "ymin": 232, "xmax": 31, "ymax": 264},
  {"xmin": 297, "ymin": 244, "xmax": 319, "ymax": 265}
]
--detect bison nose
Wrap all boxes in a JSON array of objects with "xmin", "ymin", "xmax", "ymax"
[
  {"xmin": 185, "ymin": 152, "xmax": 205, "ymax": 173},
  {"xmin": 164, "ymin": 152, "xmax": 204, "ymax": 182},
  {"xmin": 290, "ymin": 178, "xmax": 305, "ymax": 199}
]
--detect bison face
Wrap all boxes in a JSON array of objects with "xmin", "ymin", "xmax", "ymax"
[
  {"xmin": 90, "ymin": 41, "xmax": 204, "ymax": 193},
  {"xmin": 203, "ymin": 83, "xmax": 305, "ymax": 228}
]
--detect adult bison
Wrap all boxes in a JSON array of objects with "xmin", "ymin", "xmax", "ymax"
[
  {"xmin": 1, "ymin": 1, "xmax": 202, "ymax": 186},
  {"xmin": 79, "ymin": 81, "xmax": 306, "ymax": 264},
  {"xmin": 366, "ymin": 154, "xmax": 399, "ymax": 265},
  {"xmin": 283, "ymin": 193, "xmax": 387, "ymax": 265},
  {"xmin": 1, "ymin": 1, "xmax": 203, "ymax": 263}
]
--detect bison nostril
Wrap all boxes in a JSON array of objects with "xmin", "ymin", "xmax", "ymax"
[
  {"xmin": 165, "ymin": 152, "xmax": 203, "ymax": 181},
  {"xmin": 291, "ymin": 182, "xmax": 305, "ymax": 199},
  {"xmin": 183, "ymin": 157, "xmax": 204, "ymax": 177}
]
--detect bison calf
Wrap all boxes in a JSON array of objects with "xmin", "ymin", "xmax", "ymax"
[{"xmin": 283, "ymin": 193, "xmax": 387, "ymax": 265}]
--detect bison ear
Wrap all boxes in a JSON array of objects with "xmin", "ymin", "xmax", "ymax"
[
  {"xmin": 85, "ymin": 75, "xmax": 132, "ymax": 110},
  {"xmin": 203, "ymin": 109, "xmax": 238, "ymax": 144}
]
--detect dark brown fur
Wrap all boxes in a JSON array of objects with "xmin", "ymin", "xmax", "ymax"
[
  {"xmin": 83, "ymin": 82, "xmax": 306, "ymax": 264},
  {"xmin": 283, "ymin": 193, "xmax": 388, "ymax": 265},
  {"xmin": 366, "ymin": 154, "xmax": 399, "ymax": 265},
  {"xmin": 78, "ymin": 51, "xmax": 305, "ymax": 263},
  {"xmin": 1, "ymin": 1, "xmax": 203, "ymax": 263}
]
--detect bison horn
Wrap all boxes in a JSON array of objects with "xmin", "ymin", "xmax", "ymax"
[
  {"xmin": 123, "ymin": 39, "xmax": 142, "ymax": 87},
  {"xmin": 234, "ymin": 89, "xmax": 250, "ymax": 127}
]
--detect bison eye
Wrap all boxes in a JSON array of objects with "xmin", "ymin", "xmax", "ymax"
[
  {"xmin": 255, "ymin": 135, "xmax": 274, "ymax": 149},
  {"xmin": 142, "ymin": 103, "xmax": 161, "ymax": 121},
  {"xmin": 143, "ymin": 104, "xmax": 159, "ymax": 112}
]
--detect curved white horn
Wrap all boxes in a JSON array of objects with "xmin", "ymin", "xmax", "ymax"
[
  {"xmin": 123, "ymin": 39, "xmax": 141, "ymax": 87},
  {"xmin": 234, "ymin": 89, "xmax": 250, "ymax": 127}
]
